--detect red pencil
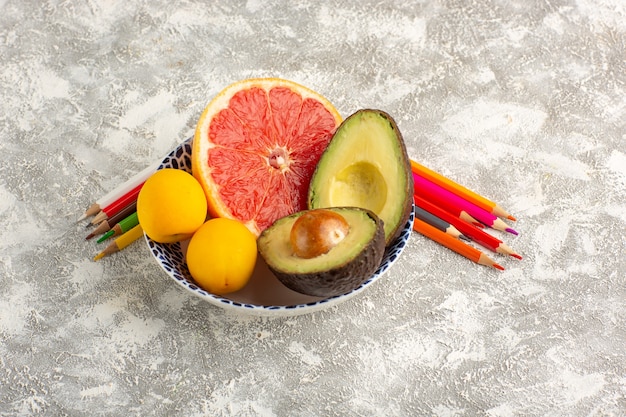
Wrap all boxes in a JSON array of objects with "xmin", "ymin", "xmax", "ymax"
[
  {"xmin": 90, "ymin": 182, "xmax": 144, "ymax": 225},
  {"xmin": 413, "ymin": 173, "xmax": 517, "ymax": 235},
  {"xmin": 414, "ymin": 195, "xmax": 522, "ymax": 259}
]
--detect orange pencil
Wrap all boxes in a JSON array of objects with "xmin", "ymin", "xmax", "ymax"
[
  {"xmin": 410, "ymin": 159, "xmax": 516, "ymax": 221},
  {"xmin": 412, "ymin": 217, "xmax": 504, "ymax": 270}
]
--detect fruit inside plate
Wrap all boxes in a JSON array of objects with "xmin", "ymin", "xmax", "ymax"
[
  {"xmin": 141, "ymin": 79, "xmax": 414, "ymax": 313},
  {"xmin": 145, "ymin": 137, "xmax": 413, "ymax": 315}
]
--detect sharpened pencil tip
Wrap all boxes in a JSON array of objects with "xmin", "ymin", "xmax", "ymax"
[
  {"xmin": 91, "ymin": 211, "xmax": 107, "ymax": 225},
  {"xmin": 505, "ymin": 228, "xmax": 518, "ymax": 236},
  {"xmin": 76, "ymin": 213, "xmax": 88, "ymax": 222},
  {"xmin": 507, "ymin": 215, "xmax": 517, "ymax": 221},
  {"xmin": 93, "ymin": 252, "xmax": 105, "ymax": 261},
  {"xmin": 493, "ymin": 263, "xmax": 505, "ymax": 271},
  {"xmin": 459, "ymin": 234, "xmax": 471, "ymax": 242},
  {"xmin": 511, "ymin": 253, "xmax": 523, "ymax": 260},
  {"xmin": 97, "ymin": 230, "xmax": 114, "ymax": 244},
  {"xmin": 85, "ymin": 233, "xmax": 95, "ymax": 240}
]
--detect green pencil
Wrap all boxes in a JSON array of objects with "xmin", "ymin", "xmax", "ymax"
[{"xmin": 97, "ymin": 212, "xmax": 139, "ymax": 243}]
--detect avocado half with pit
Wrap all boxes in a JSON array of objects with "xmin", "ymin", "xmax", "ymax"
[
  {"xmin": 308, "ymin": 109, "xmax": 414, "ymax": 245},
  {"xmin": 257, "ymin": 207, "xmax": 385, "ymax": 298}
]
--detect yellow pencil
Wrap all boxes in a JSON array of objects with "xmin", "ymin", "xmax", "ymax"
[
  {"xmin": 93, "ymin": 224, "xmax": 143, "ymax": 261},
  {"xmin": 410, "ymin": 159, "xmax": 516, "ymax": 221}
]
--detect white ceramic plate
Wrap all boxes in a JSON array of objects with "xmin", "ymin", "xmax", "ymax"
[{"xmin": 145, "ymin": 138, "xmax": 414, "ymax": 317}]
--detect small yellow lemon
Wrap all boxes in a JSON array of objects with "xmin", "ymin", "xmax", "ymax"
[
  {"xmin": 186, "ymin": 218, "xmax": 257, "ymax": 295},
  {"xmin": 137, "ymin": 168, "xmax": 207, "ymax": 243}
]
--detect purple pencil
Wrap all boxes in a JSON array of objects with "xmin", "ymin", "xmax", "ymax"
[{"xmin": 413, "ymin": 173, "xmax": 518, "ymax": 235}]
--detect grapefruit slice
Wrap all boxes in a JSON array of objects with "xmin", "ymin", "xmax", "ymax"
[{"xmin": 192, "ymin": 78, "xmax": 342, "ymax": 236}]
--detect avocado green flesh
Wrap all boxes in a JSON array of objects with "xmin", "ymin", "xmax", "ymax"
[
  {"xmin": 258, "ymin": 208, "xmax": 377, "ymax": 275},
  {"xmin": 308, "ymin": 109, "xmax": 413, "ymax": 244}
]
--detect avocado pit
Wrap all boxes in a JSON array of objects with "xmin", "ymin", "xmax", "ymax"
[{"xmin": 290, "ymin": 209, "xmax": 350, "ymax": 259}]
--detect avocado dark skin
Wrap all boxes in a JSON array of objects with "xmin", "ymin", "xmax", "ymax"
[{"xmin": 258, "ymin": 207, "xmax": 386, "ymax": 298}]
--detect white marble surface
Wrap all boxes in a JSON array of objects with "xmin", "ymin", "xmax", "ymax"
[{"xmin": 1, "ymin": 0, "xmax": 625, "ymax": 415}]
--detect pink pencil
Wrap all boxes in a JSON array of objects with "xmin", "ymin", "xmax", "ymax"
[{"xmin": 413, "ymin": 173, "xmax": 518, "ymax": 235}]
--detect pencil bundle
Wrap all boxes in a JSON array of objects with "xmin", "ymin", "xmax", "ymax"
[
  {"xmin": 410, "ymin": 160, "xmax": 521, "ymax": 270},
  {"xmin": 80, "ymin": 164, "xmax": 154, "ymax": 261}
]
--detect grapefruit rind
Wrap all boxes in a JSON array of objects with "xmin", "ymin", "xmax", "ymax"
[{"xmin": 192, "ymin": 78, "xmax": 342, "ymax": 236}]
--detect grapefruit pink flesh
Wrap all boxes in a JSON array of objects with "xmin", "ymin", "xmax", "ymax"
[{"xmin": 193, "ymin": 79, "xmax": 342, "ymax": 236}]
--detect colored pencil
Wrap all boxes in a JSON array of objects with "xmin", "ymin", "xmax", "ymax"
[
  {"xmin": 78, "ymin": 160, "xmax": 159, "ymax": 222},
  {"xmin": 410, "ymin": 159, "xmax": 516, "ymax": 221},
  {"xmin": 413, "ymin": 173, "xmax": 518, "ymax": 235},
  {"xmin": 413, "ymin": 175, "xmax": 482, "ymax": 227},
  {"xmin": 90, "ymin": 182, "xmax": 144, "ymax": 225},
  {"xmin": 414, "ymin": 205, "xmax": 469, "ymax": 241},
  {"xmin": 414, "ymin": 195, "xmax": 522, "ymax": 259},
  {"xmin": 97, "ymin": 212, "xmax": 139, "ymax": 243},
  {"xmin": 412, "ymin": 217, "xmax": 504, "ymax": 270},
  {"xmin": 86, "ymin": 201, "xmax": 137, "ymax": 240},
  {"xmin": 93, "ymin": 224, "xmax": 144, "ymax": 261}
]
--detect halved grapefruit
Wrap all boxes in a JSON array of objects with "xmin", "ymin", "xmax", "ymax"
[{"xmin": 192, "ymin": 78, "xmax": 342, "ymax": 236}]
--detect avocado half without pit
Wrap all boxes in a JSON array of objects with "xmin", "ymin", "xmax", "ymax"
[
  {"xmin": 308, "ymin": 109, "xmax": 414, "ymax": 246},
  {"xmin": 257, "ymin": 207, "xmax": 386, "ymax": 298}
]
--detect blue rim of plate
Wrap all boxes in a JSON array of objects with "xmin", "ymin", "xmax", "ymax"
[{"xmin": 145, "ymin": 137, "xmax": 414, "ymax": 316}]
